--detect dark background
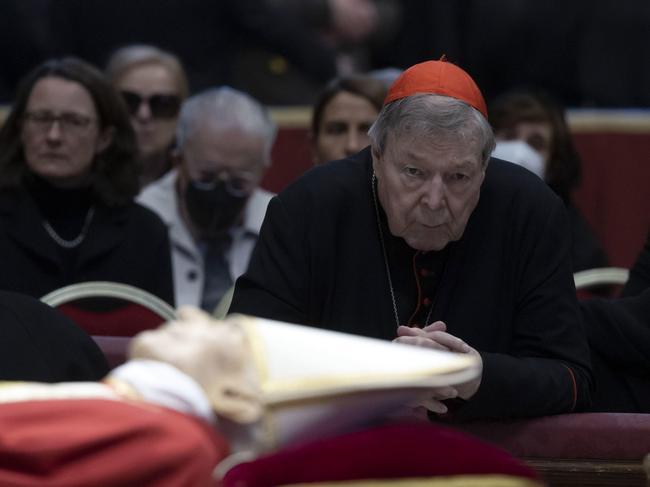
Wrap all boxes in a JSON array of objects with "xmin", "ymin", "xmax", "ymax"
[{"xmin": 1, "ymin": 0, "xmax": 649, "ymax": 107}]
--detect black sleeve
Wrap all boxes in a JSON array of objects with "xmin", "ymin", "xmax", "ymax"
[
  {"xmin": 0, "ymin": 291, "xmax": 109, "ymax": 382},
  {"xmin": 230, "ymin": 194, "xmax": 310, "ymax": 324},
  {"xmin": 582, "ymin": 288, "xmax": 650, "ymax": 369},
  {"xmin": 150, "ymin": 222, "xmax": 176, "ymax": 307},
  {"xmin": 621, "ymin": 230, "xmax": 650, "ymax": 297},
  {"xmin": 566, "ymin": 204, "xmax": 608, "ymax": 272},
  {"xmin": 453, "ymin": 195, "xmax": 593, "ymax": 420},
  {"xmin": 581, "ymin": 288, "xmax": 650, "ymax": 412},
  {"xmin": 132, "ymin": 205, "xmax": 175, "ymax": 307}
]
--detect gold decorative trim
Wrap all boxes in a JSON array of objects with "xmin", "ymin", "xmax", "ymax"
[
  {"xmin": 567, "ymin": 109, "xmax": 650, "ymax": 133},
  {"xmin": 261, "ymin": 364, "xmax": 479, "ymax": 404},
  {"xmin": 269, "ymin": 106, "xmax": 312, "ymax": 128},
  {"xmin": 235, "ymin": 315, "xmax": 279, "ymax": 450},
  {"xmin": 283, "ymin": 474, "xmax": 544, "ymax": 487}
]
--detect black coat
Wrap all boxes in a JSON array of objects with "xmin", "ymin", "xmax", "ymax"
[
  {"xmin": 582, "ymin": 288, "xmax": 650, "ymax": 412},
  {"xmin": 230, "ymin": 148, "xmax": 592, "ymax": 421},
  {"xmin": 622, "ymin": 230, "xmax": 650, "ymax": 297},
  {"xmin": 0, "ymin": 190, "xmax": 174, "ymax": 305},
  {"xmin": 583, "ymin": 228, "xmax": 650, "ymax": 413},
  {"xmin": 566, "ymin": 203, "xmax": 608, "ymax": 272},
  {"xmin": 0, "ymin": 290, "xmax": 108, "ymax": 381}
]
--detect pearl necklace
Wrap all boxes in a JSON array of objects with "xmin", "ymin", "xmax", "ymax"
[
  {"xmin": 42, "ymin": 206, "xmax": 95, "ymax": 249},
  {"xmin": 371, "ymin": 173, "xmax": 437, "ymax": 328}
]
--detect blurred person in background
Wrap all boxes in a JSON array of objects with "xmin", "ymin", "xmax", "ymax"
[
  {"xmin": 310, "ymin": 75, "xmax": 386, "ymax": 165},
  {"xmin": 230, "ymin": 0, "xmax": 401, "ymax": 105},
  {"xmin": 106, "ymin": 45, "xmax": 189, "ymax": 188},
  {"xmin": 490, "ymin": 89, "xmax": 607, "ymax": 272},
  {"xmin": 138, "ymin": 87, "xmax": 275, "ymax": 312},
  {"xmin": 0, "ymin": 57, "xmax": 174, "ymax": 304},
  {"xmin": 581, "ymin": 228, "xmax": 650, "ymax": 413},
  {"xmin": 49, "ymin": 0, "xmax": 339, "ymax": 107}
]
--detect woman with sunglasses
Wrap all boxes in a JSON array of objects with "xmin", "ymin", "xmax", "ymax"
[
  {"xmin": 106, "ymin": 45, "xmax": 189, "ymax": 188},
  {"xmin": 0, "ymin": 57, "xmax": 174, "ymax": 308}
]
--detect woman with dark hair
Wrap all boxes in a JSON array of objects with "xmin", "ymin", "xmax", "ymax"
[
  {"xmin": 310, "ymin": 75, "xmax": 386, "ymax": 165},
  {"xmin": 0, "ymin": 57, "xmax": 174, "ymax": 304},
  {"xmin": 490, "ymin": 89, "xmax": 607, "ymax": 272}
]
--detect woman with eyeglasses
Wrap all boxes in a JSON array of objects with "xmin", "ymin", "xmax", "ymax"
[
  {"xmin": 106, "ymin": 45, "xmax": 189, "ymax": 188},
  {"xmin": 0, "ymin": 57, "xmax": 174, "ymax": 307}
]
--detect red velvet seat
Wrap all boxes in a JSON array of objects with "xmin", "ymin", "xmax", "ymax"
[
  {"xmin": 456, "ymin": 413, "xmax": 650, "ymax": 486},
  {"xmin": 221, "ymin": 422, "xmax": 543, "ymax": 487},
  {"xmin": 41, "ymin": 281, "xmax": 175, "ymax": 337},
  {"xmin": 91, "ymin": 335, "xmax": 131, "ymax": 369}
]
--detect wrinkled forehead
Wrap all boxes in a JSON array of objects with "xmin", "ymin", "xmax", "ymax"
[
  {"xmin": 384, "ymin": 129, "xmax": 483, "ymax": 167},
  {"xmin": 27, "ymin": 76, "xmax": 98, "ymax": 114}
]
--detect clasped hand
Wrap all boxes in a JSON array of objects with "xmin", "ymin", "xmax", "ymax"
[{"xmin": 393, "ymin": 321, "xmax": 483, "ymax": 414}]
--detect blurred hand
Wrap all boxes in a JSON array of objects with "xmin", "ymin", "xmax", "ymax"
[
  {"xmin": 328, "ymin": 0, "xmax": 378, "ymax": 43},
  {"xmin": 394, "ymin": 321, "xmax": 483, "ymax": 403}
]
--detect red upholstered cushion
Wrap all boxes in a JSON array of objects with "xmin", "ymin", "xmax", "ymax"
[
  {"xmin": 91, "ymin": 335, "xmax": 131, "ymax": 369},
  {"xmin": 456, "ymin": 413, "xmax": 650, "ymax": 460},
  {"xmin": 0, "ymin": 398, "xmax": 229, "ymax": 486},
  {"xmin": 57, "ymin": 302, "xmax": 166, "ymax": 336},
  {"xmin": 221, "ymin": 422, "xmax": 541, "ymax": 486}
]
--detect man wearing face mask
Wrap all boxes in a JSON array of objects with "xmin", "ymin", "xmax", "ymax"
[{"xmin": 138, "ymin": 87, "xmax": 275, "ymax": 311}]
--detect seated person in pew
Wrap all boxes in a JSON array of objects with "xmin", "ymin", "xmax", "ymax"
[
  {"xmin": 489, "ymin": 88, "xmax": 608, "ymax": 272},
  {"xmin": 310, "ymin": 74, "xmax": 386, "ymax": 165},
  {"xmin": 582, "ymin": 287, "xmax": 650, "ymax": 413},
  {"xmin": 0, "ymin": 307, "xmax": 542, "ymax": 487},
  {"xmin": 0, "ymin": 57, "xmax": 174, "ymax": 305},
  {"xmin": 138, "ymin": 87, "xmax": 275, "ymax": 313},
  {"xmin": 230, "ymin": 59, "xmax": 593, "ymax": 420},
  {"xmin": 106, "ymin": 44, "xmax": 189, "ymax": 188},
  {"xmin": 582, "ymin": 227, "xmax": 650, "ymax": 412}
]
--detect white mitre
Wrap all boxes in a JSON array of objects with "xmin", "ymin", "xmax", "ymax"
[{"xmin": 129, "ymin": 307, "xmax": 481, "ymax": 454}]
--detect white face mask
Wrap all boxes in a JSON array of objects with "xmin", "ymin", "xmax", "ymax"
[{"xmin": 492, "ymin": 140, "xmax": 545, "ymax": 179}]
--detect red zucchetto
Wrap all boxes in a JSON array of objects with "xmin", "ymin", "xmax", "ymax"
[{"xmin": 384, "ymin": 59, "xmax": 488, "ymax": 119}]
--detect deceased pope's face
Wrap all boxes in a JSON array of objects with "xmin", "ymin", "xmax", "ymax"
[{"xmin": 130, "ymin": 307, "xmax": 262, "ymax": 423}]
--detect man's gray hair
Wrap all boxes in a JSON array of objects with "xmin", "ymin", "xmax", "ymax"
[
  {"xmin": 176, "ymin": 86, "xmax": 277, "ymax": 164},
  {"xmin": 368, "ymin": 94, "xmax": 495, "ymax": 167}
]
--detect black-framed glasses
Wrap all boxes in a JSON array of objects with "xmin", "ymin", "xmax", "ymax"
[
  {"xmin": 120, "ymin": 91, "xmax": 181, "ymax": 119},
  {"xmin": 23, "ymin": 111, "xmax": 95, "ymax": 133},
  {"xmin": 191, "ymin": 168, "xmax": 259, "ymax": 197}
]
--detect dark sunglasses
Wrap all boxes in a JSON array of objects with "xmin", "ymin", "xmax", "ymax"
[{"xmin": 120, "ymin": 90, "xmax": 181, "ymax": 119}]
